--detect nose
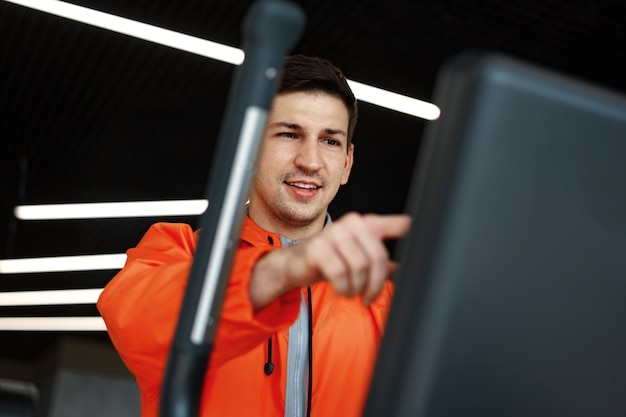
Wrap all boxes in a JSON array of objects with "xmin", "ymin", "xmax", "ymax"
[{"xmin": 294, "ymin": 138, "xmax": 323, "ymax": 172}]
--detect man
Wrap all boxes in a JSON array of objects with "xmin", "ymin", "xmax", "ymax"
[{"xmin": 97, "ymin": 55, "xmax": 410, "ymax": 417}]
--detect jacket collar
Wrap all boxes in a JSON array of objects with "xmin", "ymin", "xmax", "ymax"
[
  {"xmin": 240, "ymin": 215, "xmax": 282, "ymax": 247},
  {"xmin": 240, "ymin": 212, "xmax": 333, "ymax": 247}
]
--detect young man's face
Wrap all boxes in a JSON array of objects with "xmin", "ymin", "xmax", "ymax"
[{"xmin": 249, "ymin": 90, "xmax": 354, "ymax": 237}]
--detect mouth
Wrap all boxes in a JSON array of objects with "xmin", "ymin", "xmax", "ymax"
[
  {"xmin": 285, "ymin": 181, "xmax": 321, "ymax": 190},
  {"xmin": 284, "ymin": 181, "xmax": 322, "ymax": 199}
]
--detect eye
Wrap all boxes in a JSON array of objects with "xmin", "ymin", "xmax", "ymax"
[
  {"xmin": 278, "ymin": 131, "xmax": 298, "ymax": 139},
  {"xmin": 324, "ymin": 138, "xmax": 341, "ymax": 147}
]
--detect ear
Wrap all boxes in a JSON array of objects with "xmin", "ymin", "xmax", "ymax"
[{"xmin": 341, "ymin": 143, "xmax": 355, "ymax": 185}]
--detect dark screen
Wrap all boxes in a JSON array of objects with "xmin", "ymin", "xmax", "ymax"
[{"xmin": 364, "ymin": 52, "xmax": 626, "ymax": 417}]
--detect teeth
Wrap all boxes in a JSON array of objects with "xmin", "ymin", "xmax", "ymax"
[{"xmin": 288, "ymin": 182, "xmax": 319, "ymax": 189}]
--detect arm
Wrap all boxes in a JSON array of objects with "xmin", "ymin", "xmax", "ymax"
[
  {"xmin": 249, "ymin": 212, "xmax": 411, "ymax": 311},
  {"xmin": 97, "ymin": 222, "xmax": 301, "ymax": 397}
]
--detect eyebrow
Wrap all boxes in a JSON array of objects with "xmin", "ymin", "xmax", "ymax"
[{"xmin": 268, "ymin": 122, "xmax": 347, "ymax": 137}]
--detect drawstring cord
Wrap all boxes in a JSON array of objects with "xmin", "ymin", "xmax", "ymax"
[
  {"xmin": 264, "ymin": 235, "xmax": 275, "ymax": 376},
  {"xmin": 264, "ymin": 337, "xmax": 275, "ymax": 375}
]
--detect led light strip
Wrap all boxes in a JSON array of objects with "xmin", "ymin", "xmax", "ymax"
[
  {"xmin": 3, "ymin": 0, "xmax": 440, "ymax": 119},
  {"xmin": 3, "ymin": 0, "xmax": 244, "ymax": 64},
  {"xmin": 0, "ymin": 289, "xmax": 103, "ymax": 306},
  {"xmin": 0, "ymin": 254, "xmax": 126, "ymax": 274},
  {"xmin": 0, "ymin": 317, "xmax": 106, "ymax": 331},
  {"xmin": 15, "ymin": 199, "xmax": 208, "ymax": 220},
  {"xmin": 348, "ymin": 80, "xmax": 440, "ymax": 120}
]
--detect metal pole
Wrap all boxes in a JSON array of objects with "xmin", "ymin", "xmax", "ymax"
[{"xmin": 160, "ymin": 2, "xmax": 305, "ymax": 416}]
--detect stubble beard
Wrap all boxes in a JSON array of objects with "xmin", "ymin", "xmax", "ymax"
[
  {"xmin": 275, "ymin": 170, "xmax": 329, "ymax": 227},
  {"xmin": 271, "ymin": 194, "xmax": 325, "ymax": 228},
  {"xmin": 274, "ymin": 170, "xmax": 328, "ymax": 227},
  {"xmin": 251, "ymin": 169, "xmax": 331, "ymax": 232}
]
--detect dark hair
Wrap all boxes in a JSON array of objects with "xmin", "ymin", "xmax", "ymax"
[{"xmin": 278, "ymin": 55, "xmax": 358, "ymax": 146}]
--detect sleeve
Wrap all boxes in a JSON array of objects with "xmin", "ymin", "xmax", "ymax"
[
  {"xmin": 96, "ymin": 222, "xmax": 301, "ymax": 398},
  {"xmin": 368, "ymin": 279, "xmax": 395, "ymax": 336}
]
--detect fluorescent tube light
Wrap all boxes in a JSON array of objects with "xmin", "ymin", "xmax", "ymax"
[
  {"xmin": 0, "ymin": 317, "xmax": 106, "ymax": 331},
  {"xmin": 348, "ymin": 80, "xmax": 441, "ymax": 120},
  {"xmin": 0, "ymin": 254, "xmax": 126, "ymax": 274},
  {"xmin": 3, "ymin": 0, "xmax": 244, "ymax": 65},
  {"xmin": 15, "ymin": 199, "xmax": 208, "ymax": 220},
  {"xmin": 4, "ymin": 0, "xmax": 440, "ymax": 120},
  {"xmin": 0, "ymin": 289, "xmax": 103, "ymax": 306}
]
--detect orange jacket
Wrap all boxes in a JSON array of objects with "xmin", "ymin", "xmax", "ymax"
[{"xmin": 97, "ymin": 216, "xmax": 393, "ymax": 417}]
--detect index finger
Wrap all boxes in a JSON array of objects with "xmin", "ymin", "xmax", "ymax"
[{"xmin": 364, "ymin": 214, "xmax": 412, "ymax": 240}]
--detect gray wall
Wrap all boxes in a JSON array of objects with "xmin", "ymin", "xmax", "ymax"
[{"xmin": 44, "ymin": 369, "xmax": 139, "ymax": 417}]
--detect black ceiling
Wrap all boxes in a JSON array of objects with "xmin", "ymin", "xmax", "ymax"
[{"xmin": 1, "ymin": 0, "xmax": 625, "ymax": 364}]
